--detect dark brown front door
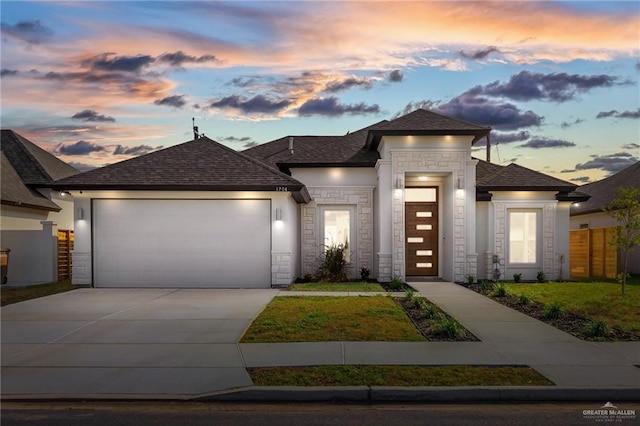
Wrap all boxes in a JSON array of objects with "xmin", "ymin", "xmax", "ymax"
[{"xmin": 405, "ymin": 202, "xmax": 438, "ymax": 276}]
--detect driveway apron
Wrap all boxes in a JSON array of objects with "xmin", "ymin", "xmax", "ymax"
[{"xmin": 1, "ymin": 288, "xmax": 278, "ymax": 398}]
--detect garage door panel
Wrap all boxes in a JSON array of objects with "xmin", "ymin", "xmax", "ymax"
[{"xmin": 93, "ymin": 199, "xmax": 271, "ymax": 288}]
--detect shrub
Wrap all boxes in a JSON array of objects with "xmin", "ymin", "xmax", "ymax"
[
  {"xmin": 492, "ymin": 282, "xmax": 509, "ymax": 297},
  {"xmin": 360, "ymin": 267, "xmax": 371, "ymax": 282},
  {"xmin": 405, "ymin": 288, "xmax": 416, "ymax": 301},
  {"xmin": 422, "ymin": 303, "xmax": 440, "ymax": 320},
  {"xmin": 318, "ymin": 243, "xmax": 348, "ymax": 282},
  {"xmin": 537, "ymin": 271, "xmax": 546, "ymax": 283},
  {"xmin": 480, "ymin": 280, "xmax": 494, "ymax": 294},
  {"xmin": 513, "ymin": 273, "xmax": 522, "ymax": 283},
  {"xmin": 433, "ymin": 318, "xmax": 465, "ymax": 339},
  {"xmin": 518, "ymin": 294, "xmax": 531, "ymax": 305},
  {"xmin": 389, "ymin": 276, "xmax": 404, "ymax": 291},
  {"xmin": 543, "ymin": 301, "xmax": 565, "ymax": 319},
  {"xmin": 414, "ymin": 297, "xmax": 428, "ymax": 310},
  {"xmin": 466, "ymin": 275, "xmax": 475, "ymax": 285},
  {"xmin": 584, "ymin": 320, "xmax": 610, "ymax": 339}
]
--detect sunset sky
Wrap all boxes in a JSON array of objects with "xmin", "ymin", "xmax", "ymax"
[{"xmin": 1, "ymin": 1, "xmax": 638, "ymax": 183}]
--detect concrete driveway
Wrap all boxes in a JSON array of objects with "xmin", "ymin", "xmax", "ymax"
[{"xmin": 1, "ymin": 288, "xmax": 278, "ymax": 398}]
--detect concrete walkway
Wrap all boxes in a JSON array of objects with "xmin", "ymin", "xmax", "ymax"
[{"xmin": 2, "ymin": 284, "xmax": 639, "ymax": 400}]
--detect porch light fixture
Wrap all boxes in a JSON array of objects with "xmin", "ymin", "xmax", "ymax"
[
  {"xmin": 59, "ymin": 190, "xmax": 71, "ymax": 197},
  {"xmin": 275, "ymin": 208, "xmax": 282, "ymax": 221},
  {"xmin": 394, "ymin": 176, "xmax": 403, "ymax": 190},
  {"xmin": 77, "ymin": 207, "xmax": 85, "ymax": 221}
]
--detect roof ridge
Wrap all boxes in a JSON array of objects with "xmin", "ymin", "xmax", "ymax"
[{"xmin": 2, "ymin": 129, "xmax": 53, "ymax": 183}]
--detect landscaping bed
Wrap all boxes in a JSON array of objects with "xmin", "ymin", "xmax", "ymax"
[
  {"xmin": 288, "ymin": 282, "xmax": 385, "ymax": 292},
  {"xmin": 461, "ymin": 281, "xmax": 640, "ymax": 341},
  {"xmin": 1, "ymin": 280, "xmax": 76, "ymax": 306},
  {"xmin": 248, "ymin": 365, "xmax": 553, "ymax": 386},
  {"xmin": 395, "ymin": 295, "xmax": 478, "ymax": 341}
]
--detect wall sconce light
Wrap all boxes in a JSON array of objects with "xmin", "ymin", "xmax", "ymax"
[
  {"xmin": 60, "ymin": 190, "xmax": 71, "ymax": 197},
  {"xmin": 77, "ymin": 207, "xmax": 85, "ymax": 220},
  {"xmin": 457, "ymin": 177, "xmax": 464, "ymax": 190},
  {"xmin": 394, "ymin": 176, "xmax": 403, "ymax": 190},
  {"xmin": 275, "ymin": 208, "xmax": 282, "ymax": 221}
]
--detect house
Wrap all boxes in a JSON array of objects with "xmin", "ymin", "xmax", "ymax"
[
  {"xmin": 52, "ymin": 109, "xmax": 587, "ymax": 288},
  {"xmin": 1, "ymin": 130, "xmax": 79, "ymax": 285},
  {"xmin": 570, "ymin": 161, "xmax": 640, "ymax": 276}
]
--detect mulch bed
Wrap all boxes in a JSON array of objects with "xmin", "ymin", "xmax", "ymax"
[
  {"xmin": 394, "ymin": 296, "xmax": 479, "ymax": 342},
  {"xmin": 461, "ymin": 283, "xmax": 639, "ymax": 342}
]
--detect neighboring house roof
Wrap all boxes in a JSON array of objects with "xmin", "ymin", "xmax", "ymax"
[
  {"xmin": 1, "ymin": 130, "xmax": 79, "ymax": 212},
  {"xmin": 570, "ymin": 161, "xmax": 640, "ymax": 216},
  {"xmin": 1, "ymin": 153, "xmax": 61, "ymax": 211},
  {"xmin": 52, "ymin": 136, "xmax": 311, "ymax": 203},
  {"xmin": 1, "ymin": 129, "xmax": 78, "ymax": 185},
  {"xmin": 244, "ymin": 109, "xmax": 491, "ymax": 172},
  {"xmin": 475, "ymin": 159, "xmax": 589, "ymax": 202}
]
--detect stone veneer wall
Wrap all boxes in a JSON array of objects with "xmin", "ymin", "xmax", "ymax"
[
  {"xmin": 490, "ymin": 201, "xmax": 557, "ymax": 280},
  {"xmin": 391, "ymin": 150, "xmax": 468, "ymax": 282},
  {"xmin": 301, "ymin": 187, "xmax": 374, "ymax": 279},
  {"xmin": 271, "ymin": 251, "xmax": 292, "ymax": 286}
]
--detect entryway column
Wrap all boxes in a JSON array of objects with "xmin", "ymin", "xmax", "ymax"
[{"xmin": 375, "ymin": 160, "xmax": 393, "ymax": 281}]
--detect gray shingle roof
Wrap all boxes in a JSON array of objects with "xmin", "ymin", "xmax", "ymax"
[
  {"xmin": 243, "ymin": 122, "xmax": 385, "ymax": 171},
  {"xmin": 1, "ymin": 129, "xmax": 79, "ymax": 185},
  {"xmin": 52, "ymin": 136, "xmax": 310, "ymax": 201},
  {"xmin": 1, "ymin": 153, "xmax": 61, "ymax": 211},
  {"xmin": 570, "ymin": 162, "xmax": 640, "ymax": 216}
]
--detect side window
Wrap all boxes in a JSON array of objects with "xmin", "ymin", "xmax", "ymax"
[
  {"xmin": 321, "ymin": 206, "xmax": 355, "ymax": 263},
  {"xmin": 508, "ymin": 210, "xmax": 540, "ymax": 265}
]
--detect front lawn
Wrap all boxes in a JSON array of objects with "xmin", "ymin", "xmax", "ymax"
[
  {"xmin": 1, "ymin": 280, "xmax": 75, "ymax": 306},
  {"xmin": 289, "ymin": 282, "xmax": 385, "ymax": 292},
  {"xmin": 503, "ymin": 282, "xmax": 640, "ymax": 334},
  {"xmin": 248, "ymin": 365, "xmax": 553, "ymax": 386},
  {"xmin": 240, "ymin": 296, "xmax": 426, "ymax": 342}
]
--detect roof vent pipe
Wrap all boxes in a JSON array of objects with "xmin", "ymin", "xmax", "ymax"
[
  {"xmin": 192, "ymin": 117, "xmax": 199, "ymax": 140},
  {"xmin": 289, "ymin": 136, "xmax": 294, "ymax": 155},
  {"xmin": 486, "ymin": 133, "xmax": 491, "ymax": 163}
]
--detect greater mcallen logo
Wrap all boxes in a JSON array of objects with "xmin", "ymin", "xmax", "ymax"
[{"xmin": 583, "ymin": 402, "xmax": 636, "ymax": 422}]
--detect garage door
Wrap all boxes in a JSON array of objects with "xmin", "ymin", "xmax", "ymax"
[{"xmin": 93, "ymin": 199, "xmax": 271, "ymax": 288}]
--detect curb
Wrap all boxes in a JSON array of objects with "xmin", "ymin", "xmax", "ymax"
[{"xmin": 195, "ymin": 386, "xmax": 640, "ymax": 403}]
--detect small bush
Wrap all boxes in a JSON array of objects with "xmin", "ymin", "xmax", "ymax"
[
  {"xmin": 422, "ymin": 303, "xmax": 440, "ymax": 320},
  {"xmin": 360, "ymin": 267, "xmax": 370, "ymax": 282},
  {"xmin": 389, "ymin": 276, "xmax": 404, "ymax": 291},
  {"xmin": 405, "ymin": 288, "xmax": 415, "ymax": 301},
  {"xmin": 433, "ymin": 318, "xmax": 465, "ymax": 339},
  {"xmin": 513, "ymin": 273, "xmax": 522, "ymax": 283},
  {"xmin": 318, "ymin": 243, "xmax": 348, "ymax": 282},
  {"xmin": 480, "ymin": 280, "xmax": 494, "ymax": 294},
  {"xmin": 492, "ymin": 282, "xmax": 509, "ymax": 297},
  {"xmin": 584, "ymin": 320, "xmax": 610, "ymax": 339},
  {"xmin": 544, "ymin": 301, "xmax": 565, "ymax": 319},
  {"xmin": 466, "ymin": 275, "xmax": 475, "ymax": 285},
  {"xmin": 537, "ymin": 271, "xmax": 546, "ymax": 283},
  {"xmin": 414, "ymin": 297, "xmax": 428, "ymax": 310},
  {"xmin": 518, "ymin": 294, "xmax": 531, "ymax": 305}
]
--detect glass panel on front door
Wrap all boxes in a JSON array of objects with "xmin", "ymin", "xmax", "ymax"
[{"xmin": 324, "ymin": 210, "xmax": 351, "ymax": 262}]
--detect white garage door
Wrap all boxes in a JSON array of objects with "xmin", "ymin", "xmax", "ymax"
[{"xmin": 93, "ymin": 199, "xmax": 271, "ymax": 288}]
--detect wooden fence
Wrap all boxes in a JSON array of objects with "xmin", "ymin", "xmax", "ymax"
[
  {"xmin": 569, "ymin": 227, "xmax": 618, "ymax": 279},
  {"xmin": 57, "ymin": 229, "xmax": 74, "ymax": 281}
]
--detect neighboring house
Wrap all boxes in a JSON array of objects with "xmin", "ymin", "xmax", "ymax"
[
  {"xmin": 52, "ymin": 109, "xmax": 587, "ymax": 288},
  {"xmin": 1, "ymin": 130, "xmax": 79, "ymax": 285},
  {"xmin": 570, "ymin": 162, "xmax": 640, "ymax": 275}
]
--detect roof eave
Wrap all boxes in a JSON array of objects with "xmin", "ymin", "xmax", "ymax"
[
  {"xmin": 366, "ymin": 128, "xmax": 491, "ymax": 150},
  {"xmin": 1, "ymin": 199, "xmax": 61, "ymax": 212}
]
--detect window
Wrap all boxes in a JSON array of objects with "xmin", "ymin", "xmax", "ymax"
[
  {"xmin": 508, "ymin": 210, "xmax": 539, "ymax": 264},
  {"xmin": 322, "ymin": 208, "xmax": 354, "ymax": 262}
]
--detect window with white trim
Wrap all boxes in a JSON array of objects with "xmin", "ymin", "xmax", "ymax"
[
  {"xmin": 321, "ymin": 206, "xmax": 356, "ymax": 263},
  {"xmin": 508, "ymin": 210, "xmax": 540, "ymax": 264}
]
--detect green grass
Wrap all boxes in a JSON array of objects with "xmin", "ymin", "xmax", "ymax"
[
  {"xmin": 290, "ymin": 282, "xmax": 385, "ymax": 292},
  {"xmin": 249, "ymin": 365, "xmax": 553, "ymax": 386},
  {"xmin": 504, "ymin": 281, "xmax": 640, "ymax": 333},
  {"xmin": 241, "ymin": 296, "xmax": 426, "ymax": 342},
  {"xmin": 1, "ymin": 280, "xmax": 75, "ymax": 306}
]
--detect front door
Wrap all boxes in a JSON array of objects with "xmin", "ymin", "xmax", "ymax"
[{"xmin": 405, "ymin": 201, "xmax": 438, "ymax": 276}]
